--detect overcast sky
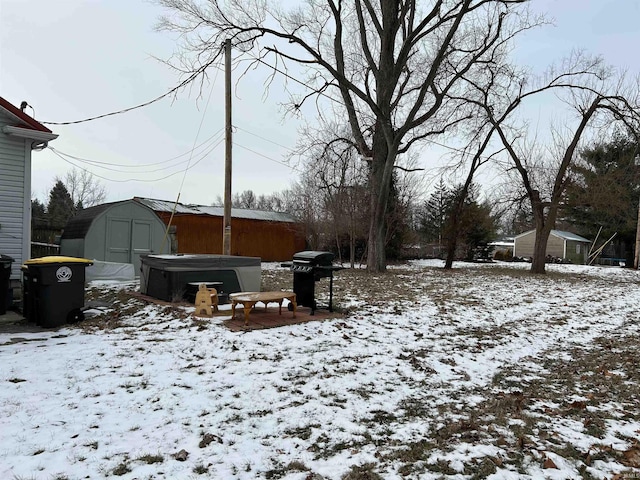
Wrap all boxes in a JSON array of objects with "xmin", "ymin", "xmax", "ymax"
[{"xmin": 1, "ymin": 0, "xmax": 639, "ymax": 206}]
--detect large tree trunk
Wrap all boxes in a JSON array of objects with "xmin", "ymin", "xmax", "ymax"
[
  {"xmin": 367, "ymin": 158, "xmax": 388, "ymax": 272},
  {"xmin": 444, "ymin": 172, "xmax": 475, "ymax": 270},
  {"xmin": 530, "ymin": 193, "xmax": 558, "ymax": 274},
  {"xmin": 444, "ymin": 238, "xmax": 457, "ymax": 269},
  {"xmin": 366, "ymin": 127, "xmax": 396, "ymax": 272},
  {"xmin": 349, "ymin": 216, "xmax": 356, "ymax": 269},
  {"xmin": 444, "ymin": 204, "xmax": 459, "ymax": 269},
  {"xmin": 531, "ymin": 226, "xmax": 552, "ymax": 274}
]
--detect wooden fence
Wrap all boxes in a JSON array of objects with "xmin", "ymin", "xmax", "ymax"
[{"xmin": 31, "ymin": 228, "xmax": 60, "ymax": 258}]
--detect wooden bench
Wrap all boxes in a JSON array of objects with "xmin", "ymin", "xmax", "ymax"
[{"xmin": 229, "ymin": 291, "xmax": 297, "ymax": 326}]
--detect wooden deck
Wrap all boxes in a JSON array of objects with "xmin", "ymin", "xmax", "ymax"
[{"xmin": 223, "ymin": 306, "xmax": 341, "ymax": 332}]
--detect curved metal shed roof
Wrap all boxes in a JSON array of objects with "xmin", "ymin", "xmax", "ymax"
[
  {"xmin": 134, "ymin": 197, "xmax": 297, "ymax": 223},
  {"xmin": 60, "ymin": 202, "xmax": 117, "ymax": 240}
]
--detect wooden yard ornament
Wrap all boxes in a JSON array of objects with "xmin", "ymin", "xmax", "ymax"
[{"xmin": 194, "ymin": 283, "xmax": 219, "ymax": 317}]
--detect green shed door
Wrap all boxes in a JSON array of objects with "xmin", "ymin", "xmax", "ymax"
[
  {"xmin": 132, "ymin": 220, "xmax": 154, "ymax": 274},
  {"xmin": 106, "ymin": 218, "xmax": 131, "ymax": 264},
  {"xmin": 105, "ymin": 218, "xmax": 155, "ymax": 274}
]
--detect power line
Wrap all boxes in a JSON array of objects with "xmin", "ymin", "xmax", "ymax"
[
  {"xmin": 39, "ymin": 42, "xmax": 490, "ymax": 169},
  {"xmin": 49, "ymin": 138, "xmax": 224, "ymax": 183},
  {"xmin": 41, "ymin": 56, "xmax": 224, "ymax": 125},
  {"xmin": 234, "ymin": 125, "xmax": 295, "ymax": 152},
  {"xmin": 178, "ymin": 69, "xmax": 219, "ymax": 196},
  {"xmin": 234, "ymin": 142, "xmax": 301, "ymax": 173},
  {"xmin": 248, "ymin": 53, "xmax": 346, "ymax": 107},
  {"xmin": 50, "ymin": 133, "xmax": 224, "ymax": 175},
  {"xmin": 47, "ymin": 129, "xmax": 224, "ymax": 170}
]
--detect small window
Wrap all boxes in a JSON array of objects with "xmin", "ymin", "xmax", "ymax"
[{"xmin": 576, "ymin": 244, "xmax": 581, "ymax": 254}]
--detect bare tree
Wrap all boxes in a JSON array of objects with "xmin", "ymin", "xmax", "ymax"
[
  {"xmin": 155, "ymin": 0, "xmax": 541, "ymax": 271},
  {"xmin": 286, "ymin": 175, "xmax": 327, "ymax": 250},
  {"xmin": 441, "ymin": 122, "xmax": 504, "ymax": 268},
  {"xmin": 296, "ymin": 123, "xmax": 370, "ymax": 266},
  {"xmin": 234, "ymin": 190, "xmax": 257, "ymax": 209},
  {"xmin": 464, "ymin": 55, "xmax": 640, "ymax": 273},
  {"xmin": 61, "ymin": 167, "xmax": 107, "ymax": 209}
]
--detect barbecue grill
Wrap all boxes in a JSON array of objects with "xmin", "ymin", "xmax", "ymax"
[{"xmin": 282, "ymin": 251, "xmax": 343, "ymax": 314}]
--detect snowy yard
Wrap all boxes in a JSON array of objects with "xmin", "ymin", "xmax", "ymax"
[{"xmin": 1, "ymin": 260, "xmax": 639, "ymax": 479}]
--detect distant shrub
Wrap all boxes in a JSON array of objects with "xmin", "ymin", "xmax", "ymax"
[{"xmin": 494, "ymin": 248, "xmax": 513, "ymax": 261}]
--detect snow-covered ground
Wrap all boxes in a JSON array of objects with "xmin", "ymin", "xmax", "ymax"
[{"xmin": 1, "ymin": 260, "xmax": 639, "ymax": 479}]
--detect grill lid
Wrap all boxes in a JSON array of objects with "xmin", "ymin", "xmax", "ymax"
[{"xmin": 292, "ymin": 251, "xmax": 335, "ymax": 266}]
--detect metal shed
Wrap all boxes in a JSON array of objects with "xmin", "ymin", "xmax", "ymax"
[
  {"xmin": 59, "ymin": 199, "xmax": 169, "ymax": 274},
  {"xmin": 134, "ymin": 197, "xmax": 306, "ymax": 262},
  {"xmin": 514, "ymin": 229, "xmax": 591, "ymax": 264}
]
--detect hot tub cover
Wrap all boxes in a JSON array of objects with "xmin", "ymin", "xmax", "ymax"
[{"xmin": 140, "ymin": 254, "xmax": 260, "ymax": 271}]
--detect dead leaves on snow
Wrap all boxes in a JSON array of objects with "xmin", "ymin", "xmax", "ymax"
[{"xmin": 621, "ymin": 442, "xmax": 640, "ymax": 468}]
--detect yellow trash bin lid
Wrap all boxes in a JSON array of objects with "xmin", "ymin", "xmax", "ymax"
[{"xmin": 24, "ymin": 256, "xmax": 94, "ymax": 265}]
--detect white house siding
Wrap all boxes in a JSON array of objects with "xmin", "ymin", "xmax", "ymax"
[{"xmin": 0, "ymin": 112, "xmax": 30, "ymax": 280}]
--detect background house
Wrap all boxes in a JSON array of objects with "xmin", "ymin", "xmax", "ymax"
[
  {"xmin": 514, "ymin": 230, "xmax": 591, "ymax": 264},
  {"xmin": 134, "ymin": 197, "xmax": 305, "ymax": 262},
  {"xmin": 0, "ymin": 96, "xmax": 58, "ymax": 288},
  {"xmin": 59, "ymin": 199, "xmax": 168, "ymax": 274}
]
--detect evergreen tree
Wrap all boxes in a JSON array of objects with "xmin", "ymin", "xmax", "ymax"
[
  {"xmin": 47, "ymin": 180, "xmax": 75, "ymax": 230},
  {"xmin": 419, "ymin": 179, "xmax": 450, "ymax": 244},
  {"xmin": 31, "ymin": 199, "xmax": 48, "ymax": 228},
  {"xmin": 419, "ymin": 181, "xmax": 496, "ymax": 260},
  {"xmin": 563, "ymin": 133, "xmax": 640, "ymax": 261}
]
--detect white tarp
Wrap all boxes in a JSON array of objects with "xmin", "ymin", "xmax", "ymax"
[{"xmin": 86, "ymin": 260, "xmax": 135, "ymax": 282}]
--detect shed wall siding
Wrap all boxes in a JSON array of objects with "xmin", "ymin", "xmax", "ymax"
[
  {"xmin": 565, "ymin": 240, "xmax": 589, "ymax": 264},
  {"xmin": 515, "ymin": 232, "xmax": 566, "ymax": 259},
  {"xmin": 0, "ymin": 111, "xmax": 30, "ymax": 280},
  {"xmin": 156, "ymin": 213, "xmax": 305, "ymax": 261},
  {"xmin": 514, "ymin": 232, "xmax": 535, "ymax": 258},
  {"xmin": 546, "ymin": 235, "xmax": 565, "ymax": 258}
]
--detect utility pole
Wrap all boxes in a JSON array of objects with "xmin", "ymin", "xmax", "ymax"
[
  {"xmin": 634, "ymin": 197, "xmax": 640, "ymax": 269},
  {"xmin": 223, "ymin": 38, "xmax": 232, "ymax": 256},
  {"xmin": 635, "ymin": 155, "xmax": 640, "ymax": 269}
]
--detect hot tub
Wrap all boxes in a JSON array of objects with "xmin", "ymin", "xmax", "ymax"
[{"xmin": 140, "ymin": 254, "xmax": 261, "ymax": 302}]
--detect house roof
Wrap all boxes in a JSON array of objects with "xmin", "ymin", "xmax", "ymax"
[
  {"xmin": 550, "ymin": 230, "xmax": 591, "ymax": 243},
  {"xmin": 515, "ymin": 229, "xmax": 591, "ymax": 243},
  {"xmin": 134, "ymin": 197, "xmax": 298, "ymax": 223},
  {"xmin": 0, "ymin": 96, "xmax": 53, "ymax": 133}
]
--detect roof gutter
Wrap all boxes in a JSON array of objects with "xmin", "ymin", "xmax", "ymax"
[{"xmin": 2, "ymin": 125, "xmax": 59, "ymax": 150}]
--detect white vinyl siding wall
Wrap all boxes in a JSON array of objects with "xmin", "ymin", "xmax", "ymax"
[{"xmin": 0, "ymin": 111, "xmax": 30, "ymax": 280}]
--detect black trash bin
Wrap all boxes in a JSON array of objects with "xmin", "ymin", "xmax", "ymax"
[
  {"xmin": 0, "ymin": 254, "xmax": 14, "ymax": 315},
  {"xmin": 22, "ymin": 256, "xmax": 93, "ymax": 327},
  {"xmin": 21, "ymin": 264, "xmax": 35, "ymax": 322}
]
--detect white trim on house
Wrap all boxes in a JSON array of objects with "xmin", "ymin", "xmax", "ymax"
[
  {"xmin": 2, "ymin": 125, "xmax": 58, "ymax": 142},
  {"xmin": 2, "ymin": 125, "xmax": 58, "ymax": 150},
  {"xmin": 22, "ymin": 140, "xmax": 31, "ymax": 269}
]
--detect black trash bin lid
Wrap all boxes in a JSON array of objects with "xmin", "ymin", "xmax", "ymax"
[{"xmin": 0, "ymin": 254, "xmax": 14, "ymax": 265}]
